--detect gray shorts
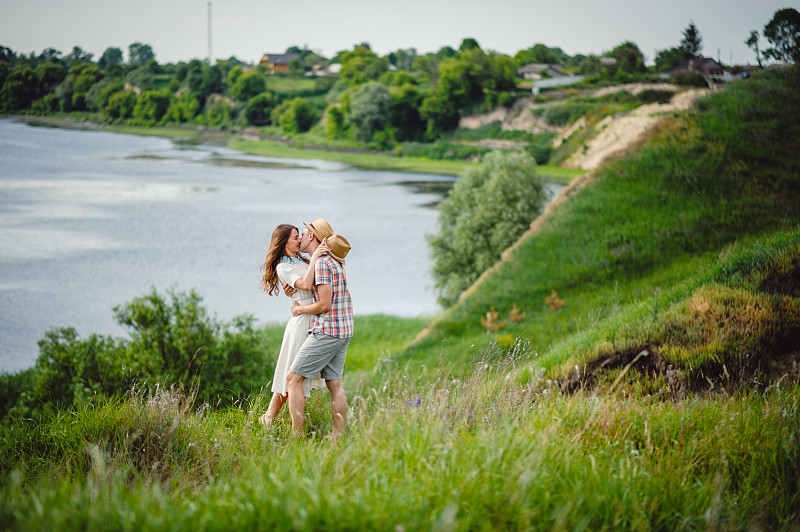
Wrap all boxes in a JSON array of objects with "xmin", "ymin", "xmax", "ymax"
[{"xmin": 290, "ymin": 331, "xmax": 351, "ymax": 381}]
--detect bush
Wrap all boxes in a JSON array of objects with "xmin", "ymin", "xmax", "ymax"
[
  {"xmin": 347, "ymin": 82, "xmax": 391, "ymax": 142},
  {"xmin": 132, "ymin": 89, "xmax": 173, "ymax": 125},
  {"xmin": 638, "ymin": 89, "xmax": 674, "ymax": 104},
  {"xmin": 428, "ymin": 151, "xmax": 547, "ymax": 305},
  {"xmin": 244, "ymin": 92, "xmax": 277, "ymax": 125},
  {"xmin": 7, "ymin": 288, "xmax": 274, "ymax": 418},
  {"xmin": 104, "ymin": 90, "xmax": 137, "ymax": 122},
  {"xmin": 527, "ymin": 132, "xmax": 555, "ymax": 164},
  {"xmin": 274, "ymin": 97, "xmax": 317, "ymax": 133},
  {"xmin": 161, "ymin": 92, "xmax": 200, "ymax": 124}
]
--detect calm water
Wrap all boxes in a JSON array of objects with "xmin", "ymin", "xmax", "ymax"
[
  {"xmin": 0, "ymin": 119, "xmax": 457, "ymax": 372},
  {"xmin": 0, "ymin": 118, "xmax": 562, "ymax": 373}
]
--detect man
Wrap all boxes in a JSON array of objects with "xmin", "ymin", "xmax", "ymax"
[{"xmin": 286, "ymin": 218, "xmax": 353, "ymax": 438}]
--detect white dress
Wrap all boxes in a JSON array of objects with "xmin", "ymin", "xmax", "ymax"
[{"xmin": 271, "ymin": 259, "xmax": 326, "ymax": 397}]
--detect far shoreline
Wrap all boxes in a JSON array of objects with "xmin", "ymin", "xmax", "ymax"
[{"xmin": 8, "ymin": 114, "xmax": 585, "ymax": 183}]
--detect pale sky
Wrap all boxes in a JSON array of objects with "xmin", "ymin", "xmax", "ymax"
[{"xmin": 0, "ymin": 0, "xmax": 791, "ymax": 65}]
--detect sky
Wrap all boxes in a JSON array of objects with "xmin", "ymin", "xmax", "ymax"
[{"xmin": 0, "ymin": 0, "xmax": 792, "ymax": 65}]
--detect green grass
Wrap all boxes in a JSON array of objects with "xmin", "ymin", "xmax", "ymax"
[
  {"xmin": 228, "ymin": 139, "xmax": 473, "ymax": 176},
  {"xmin": 399, "ymin": 67, "xmax": 800, "ymax": 382},
  {"xmin": 2, "ymin": 369, "xmax": 798, "ymax": 530}
]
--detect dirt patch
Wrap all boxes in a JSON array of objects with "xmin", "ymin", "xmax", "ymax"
[
  {"xmin": 562, "ymin": 88, "xmax": 708, "ymax": 170},
  {"xmin": 560, "ymin": 346, "xmax": 800, "ymax": 399}
]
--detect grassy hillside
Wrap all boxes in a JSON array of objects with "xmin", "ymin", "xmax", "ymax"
[{"xmin": 400, "ymin": 66, "xmax": 800, "ymax": 390}]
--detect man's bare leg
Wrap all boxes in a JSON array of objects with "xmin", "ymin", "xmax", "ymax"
[
  {"xmin": 286, "ymin": 371, "xmax": 307, "ymax": 435},
  {"xmin": 326, "ymin": 380, "xmax": 347, "ymax": 439}
]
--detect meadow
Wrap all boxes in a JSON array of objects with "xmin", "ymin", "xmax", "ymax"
[{"xmin": 1, "ymin": 66, "xmax": 799, "ymax": 530}]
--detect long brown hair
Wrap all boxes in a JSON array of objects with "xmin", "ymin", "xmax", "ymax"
[{"xmin": 260, "ymin": 224, "xmax": 307, "ymax": 296}]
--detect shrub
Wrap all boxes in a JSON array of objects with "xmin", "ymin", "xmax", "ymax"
[
  {"xmin": 274, "ymin": 97, "xmax": 317, "ymax": 133},
  {"xmin": 428, "ymin": 151, "xmax": 547, "ymax": 305},
  {"xmin": 244, "ymin": 92, "xmax": 277, "ymax": 125},
  {"xmin": 103, "ymin": 90, "xmax": 137, "ymax": 122},
  {"xmin": 132, "ymin": 89, "xmax": 172, "ymax": 125}
]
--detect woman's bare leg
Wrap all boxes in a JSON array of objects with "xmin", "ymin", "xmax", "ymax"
[{"xmin": 259, "ymin": 392, "xmax": 286, "ymax": 427}]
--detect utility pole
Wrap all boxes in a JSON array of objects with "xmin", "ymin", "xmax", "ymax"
[{"xmin": 207, "ymin": 2, "xmax": 212, "ymax": 64}]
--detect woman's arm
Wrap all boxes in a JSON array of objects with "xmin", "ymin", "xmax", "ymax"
[{"xmin": 293, "ymin": 243, "xmax": 329, "ymax": 291}]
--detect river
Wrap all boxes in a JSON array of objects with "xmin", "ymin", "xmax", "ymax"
[{"xmin": 0, "ymin": 118, "xmax": 562, "ymax": 373}]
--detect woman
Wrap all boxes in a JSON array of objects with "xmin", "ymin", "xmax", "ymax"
[{"xmin": 258, "ymin": 224, "xmax": 327, "ymax": 427}]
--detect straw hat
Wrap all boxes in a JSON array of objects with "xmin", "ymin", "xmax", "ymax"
[
  {"xmin": 323, "ymin": 235, "xmax": 351, "ymax": 265},
  {"xmin": 303, "ymin": 218, "xmax": 334, "ymax": 242}
]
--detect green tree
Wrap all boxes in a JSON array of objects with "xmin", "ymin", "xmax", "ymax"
[
  {"xmin": 244, "ymin": 92, "xmax": 277, "ymax": 125},
  {"xmin": 746, "ymin": 31, "xmax": 764, "ymax": 68},
  {"xmin": 389, "ymin": 83, "xmax": 425, "ymax": 142},
  {"xmin": 35, "ymin": 61, "xmax": 66, "ymax": 93},
  {"xmin": 33, "ymin": 328, "xmax": 132, "ymax": 407},
  {"xmin": 128, "ymin": 42, "xmax": 155, "ymax": 65},
  {"xmin": 274, "ymin": 97, "xmax": 317, "ymax": 133},
  {"xmin": 0, "ymin": 65, "xmax": 38, "ymax": 111},
  {"xmin": 230, "ymin": 70, "xmax": 267, "ymax": 101},
  {"xmin": 203, "ymin": 97, "xmax": 232, "ymax": 127},
  {"xmin": 132, "ymin": 89, "xmax": 172, "ymax": 124},
  {"xmin": 428, "ymin": 151, "xmax": 547, "ymax": 305},
  {"xmin": 98, "ymin": 46, "xmax": 123, "ymax": 67},
  {"xmin": 680, "ymin": 21, "xmax": 703, "ymax": 59},
  {"xmin": 339, "ymin": 46, "xmax": 387, "ymax": 86},
  {"xmin": 763, "ymin": 8, "xmax": 800, "ymax": 63},
  {"xmin": 65, "ymin": 46, "xmax": 94, "ymax": 65},
  {"xmin": 324, "ymin": 104, "xmax": 348, "ymax": 139},
  {"xmin": 578, "ymin": 55, "xmax": 603, "ymax": 75},
  {"xmin": 655, "ymin": 47, "xmax": 685, "ymax": 72},
  {"xmin": 104, "ymin": 89, "xmax": 137, "ymax": 121},
  {"xmin": 609, "ymin": 41, "xmax": 646, "ymax": 74},
  {"xmin": 514, "ymin": 44, "xmax": 567, "ymax": 68},
  {"xmin": 347, "ymin": 82, "xmax": 392, "ymax": 142},
  {"xmin": 161, "ymin": 92, "xmax": 201, "ymax": 124},
  {"xmin": 459, "ymin": 38, "xmax": 481, "ymax": 52}
]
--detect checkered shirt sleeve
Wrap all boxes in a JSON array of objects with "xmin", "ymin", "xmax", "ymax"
[{"xmin": 310, "ymin": 256, "xmax": 354, "ymax": 338}]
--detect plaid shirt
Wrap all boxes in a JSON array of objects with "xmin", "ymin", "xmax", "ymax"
[{"xmin": 310, "ymin": 255, "xmax": 354, "ymax": 338}]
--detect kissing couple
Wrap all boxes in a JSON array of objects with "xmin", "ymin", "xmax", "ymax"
[{"xmin": 259, "ymin": 218, "xmax": 353, "ymax": 438}]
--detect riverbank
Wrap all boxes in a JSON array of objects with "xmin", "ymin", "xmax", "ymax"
[{"xmin": 13, "ymin": 114, "xmax": 585, "ymax": 182}]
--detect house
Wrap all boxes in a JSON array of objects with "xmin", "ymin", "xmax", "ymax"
[
  {"xmin": 259, "ymin": 53, "xmax": 300, "ymax": 75},
  {"xmin": 670, "ymin": 57, "xmax": 725, "ymax": 78},
  {"xmin": 517, "ymin": 63, "xmax": 566, "ymax": 80}
]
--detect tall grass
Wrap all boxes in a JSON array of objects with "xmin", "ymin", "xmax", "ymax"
[{"xmin": 1, "ymin": 356, "xmax": 798, "ymax": 530}]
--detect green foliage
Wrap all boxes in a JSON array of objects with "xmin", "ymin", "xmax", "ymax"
[
  {"xmin": 400, "ymin": 140, "xmax": 490, "ymax": 161},
  {"xmin": 324, "ymin": 104, "xmax": 347, "ymax": 140},
  {"xmin": 132, "ymin": 89, "xmax": 172, "ymax": 125},
  {"xmin": 103, "ymin": 89, "xmax": 137, "ymax": 122},
  {"xmin": 680, "ymin": 21, "xmax": 704, "ymax": 59},
  {"xmin": 98, "ymin": 47, "xmax": 123, "ymax": 68},
  {"xmin": 514, "ymin": 43, "xmax": 569, "ymax": 68},
  {"xmin": 608, "ymin": 41, "xmax": 646, "ymax": 74},
  {"xmin": 654, "ymin": 47, "xmax": 685, "ymax": 72},
  {"xmin": 160, "ymin": 92, "xmax": 201, "ymax": 124},
  {"xmin": 128, "ymin": 42, "xmax": 155, "ymax": 65},
  {"xmin": 428, "ymin": 151, "xmax": 547, "ymax": 305},
  {"xmin": 125, "ymin": 66, "xmax": 157, "ymax": 91},
  {"xmin": 202, "ymin": 97, "xmax": 232, "ymax": 127},
  {"xmin": 347, "ymin": 82, "xmax": 391, "ymax": 142},
  {"xmin": 30, "ymin": 93, "xmax": 59, "ymax": 114},
  {"xmin": 0, "ymin": 65, "xmax": 38, "ymax": 111},
  {"xmin": 543, "ymin": 102, "xmax": 592, "ymax": 126},
  {"xmin": 339, "ymin": 45, "xmax": 387, "ymax": 87},
  {"xmin": 273, "ymin": 97, "xmax": 317, "ymax": 133},
  {"xmin": 244, "ymin": 92, "xmax": 277, "ymax": 125},
  {"xmin": 527, "ymin": 131, "xmax": 555, "ymax": 164},
  {"xmin": 230, "ymin": 70, "xmax": 267, "ymax": 101},
  {"xmin": 388, "ymin": 83, "xmax": 425, "ymax": 142},
  {"xmin": 764, "ymin": 8, "xmax": 800, "ymax": 63}
]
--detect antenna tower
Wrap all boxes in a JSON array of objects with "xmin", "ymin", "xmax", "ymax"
[{"xmin": 207, "ymin": 2, "xmax": 212, "ymax": 64}]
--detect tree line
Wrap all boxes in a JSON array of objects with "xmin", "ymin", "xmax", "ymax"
[{"xmin": 0, "ymin": 9, "xmax": 797, "ymax": 149}]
